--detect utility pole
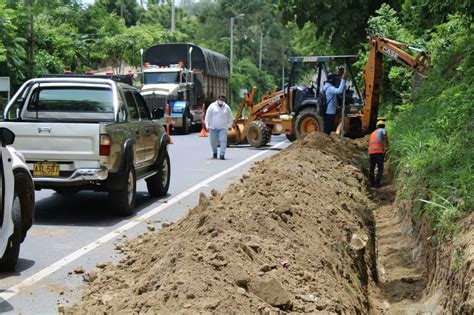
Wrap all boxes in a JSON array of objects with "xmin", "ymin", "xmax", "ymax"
[
  {"xmin": 171, "ymin": 0, "xmax": 176, "ymax": 32},
  {"xmin": 259, "ymin": 32, "xmax": 263, "ymax": 70},
  {"xmin": 26, "ymin": 0, "xmax": 34, "ymax": 79},
  {"xmin": 120, "ymin": 0, "xmax": 124, "ymax": 19},
  {"xmin": 281, "ymin": 51, "xmax": 285, "ymax": 90},
  {"xmin": 230, "ymin": 13, "xmax": 245, "ymax": 74}
]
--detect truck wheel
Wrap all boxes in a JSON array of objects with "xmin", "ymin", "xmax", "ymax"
[
  {"xmin": 0, "ymin": 195, "xmax": 21, "ymax": 271},
  {"xmin": 246, "ymin": 120, "xmax": 271, "ymax": 148},
  {"xmin": 181, "ymin": 109, "xmax": 190, "ymax": 134},
  {"xmin": 295, "ymin": 108, "xmax": 324, "ymax": 138},
  {"xmin": 146, "ymin": 150, "xmax": 170, "ymax": 197},
  {"xmin": 110, "ymin": 163, "xmax": 136, "ymax": 216}
]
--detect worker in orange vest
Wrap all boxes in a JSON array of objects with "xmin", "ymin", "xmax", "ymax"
[{"xmin": 368, "ymin": 120, "xmax": 389, "ymax": 188}]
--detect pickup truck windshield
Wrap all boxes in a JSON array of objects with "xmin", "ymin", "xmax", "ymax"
[
  {"xmin": 27, "ymin": 87, "xmax": 113, "ymax": 113},
  {"xmin": 19, "ymin": 86, "xmax": 115, "ymax": 122},
  {"xmin": 144, "ymin": 72, "xmax": 179, "ymax": 84}
]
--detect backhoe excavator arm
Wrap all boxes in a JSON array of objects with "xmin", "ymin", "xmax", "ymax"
[{"xmin": 362, "ymin": 34, "xmax": 431, "ymax": 132}]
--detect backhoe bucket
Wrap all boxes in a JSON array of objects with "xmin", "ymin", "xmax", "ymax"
[{"xmin": 227, "ymin": 121, "xmax": 247, "ymax": 145}]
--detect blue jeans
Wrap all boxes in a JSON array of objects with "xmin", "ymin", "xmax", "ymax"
[
  {"xmin": 369, "ymin": 153, "xmax": 384, "ymax": 186},
  {"xmin": 210, "ymin": 128, "xmax": 227, "ymax": 156}
]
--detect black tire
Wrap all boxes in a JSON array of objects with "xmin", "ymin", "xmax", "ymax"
[
  {"xmin": 295, "ymin": 107, "xmax": 324, "ymax": 138},
  {"xmin": 246, "ymin": 120, "xmax": 271, "ymax": 148},
  {"xmin": 181, "ymin": 108, "xmax": 190, "ymax": 135},
  {"xmin": 14, "ymin": 171, "xmax": 35, "ymax": 242},
  {"xmin": 110, "ymin": 163, "xmax": 136, "ymax": 216},
  {"xmin": 286, "ymin": 134, "xmax": 297, "ymax": 142},
  {"xmin": 0, "ymin": 195, "xmax": 21, "ymax": 271},
  {"xmin": 147, "ymin": 149, "xmax": 170, "ymax": 197},
  {"xmin": 54, "ymin": 187, "xmax": 80, "ymax": 195}
]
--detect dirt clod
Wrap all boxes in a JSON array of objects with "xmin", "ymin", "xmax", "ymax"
[
  {"xmin": 73, "ymin": 267, "xmax": 84, "ymax": 274},
  {"xmin": 249, "ymin": 278, "xmax": 292, "ymax": 311}
]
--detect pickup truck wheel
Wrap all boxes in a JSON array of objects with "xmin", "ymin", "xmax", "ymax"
[
  {"xmin": 146, "ymin": 150, "xmax": 170, "ymax": 197},
  {"xmin": 110, "ymin": 164, "xmax": 136, "ymax": 216},
  {"xmin": 0, "ymin": 195, "xmax": 21, "ymax": 271}
]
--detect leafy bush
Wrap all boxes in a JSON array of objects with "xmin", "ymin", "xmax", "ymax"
[{"xmin": 389, "ymin": 14, "xmax": 473, "ymax": 241}]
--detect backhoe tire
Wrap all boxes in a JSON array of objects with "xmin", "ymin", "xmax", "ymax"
[
  {"xmin": 146, "ymin": 149, "xmax": 170, "ymax": 197},
  {"xmin": 295, "ymin": 108, "xmax": 324, "ymax": 138},
  {"xmin": 0, "ymin": 195, "xmax": 21, "ymax": 271},
  {"xmin": 110, "ymin": 162, "xmax": 136, "ymax": 216},
  {"xmin": 246, "ymin": 120, "xmax": 271, "ymax": 148}
]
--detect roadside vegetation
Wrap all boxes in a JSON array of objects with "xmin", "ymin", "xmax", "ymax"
[
  {"xmin": 361, "ymin": 4, "xmax": 473, "ymax": 241},
  {"xmin": 0, "ymin": 0, "xmax": 472, "ymax": 240}
]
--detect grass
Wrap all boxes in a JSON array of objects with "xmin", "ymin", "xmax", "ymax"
[{"xmin": 388, "ymin": 19, "xmax": 473, "ymax": 243}]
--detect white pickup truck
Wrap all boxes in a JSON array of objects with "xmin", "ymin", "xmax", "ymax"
[{"xmin": 1, "ymin": 76, "xmax": 171, "ymax": 216}]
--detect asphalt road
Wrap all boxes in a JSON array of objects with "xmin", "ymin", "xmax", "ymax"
[{"xmin": 0, "ymin": 132, "xmax": 288, "ymax": 314}]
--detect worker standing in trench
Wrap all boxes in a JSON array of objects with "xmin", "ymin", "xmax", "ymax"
[{"xmin": 368, "ymin": 120, "xmax": 389, "ymax": 187}]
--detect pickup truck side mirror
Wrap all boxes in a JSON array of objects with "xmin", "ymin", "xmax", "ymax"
[
  {"xmin": 0, "ymin": 128, "xmax": 15, "ymax": 147},
  {"xmin": 153, "ymin": 108, "xmax": 165, "ymax": 120}
]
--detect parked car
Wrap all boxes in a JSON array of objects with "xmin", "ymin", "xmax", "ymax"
[
  {"xmin": 0, "ymin": 128, "xmax": 35, "ymax": 271},
  {"xmin": 1, "ymin": 75, "xmax": 171, "ymax": 216}
]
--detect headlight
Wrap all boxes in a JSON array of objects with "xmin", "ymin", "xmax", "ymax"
[{"xmin": 14, "ymin": 151, "xmax": 26, "ymax": 163}]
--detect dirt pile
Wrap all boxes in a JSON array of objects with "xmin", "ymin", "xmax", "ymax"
[{"xmin": 66, "ymin": 133, "xmax": 378, "ymax": 314}]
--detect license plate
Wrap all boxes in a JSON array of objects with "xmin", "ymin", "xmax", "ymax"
[{"xmin": 33, "ymin": 162, "xmax": 60, "ymax": 177}]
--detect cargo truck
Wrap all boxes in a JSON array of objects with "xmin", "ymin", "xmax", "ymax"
[{"xmin": 140, "ymin": 43, "xmax": 230, "ymax": 134}]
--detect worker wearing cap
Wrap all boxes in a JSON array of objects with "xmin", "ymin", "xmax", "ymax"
[
  {"xmin": 205, "ymin": 95, "xmax": 234, "ymax": 160},
  {"xmin": 323, "ymin": 69, "xmax": 347, "ymax": 134},
  {"xmin": 368, "ymin": 120, "xmax": 389, "ymax": 187}
]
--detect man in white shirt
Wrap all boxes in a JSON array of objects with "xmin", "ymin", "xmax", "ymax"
[{"xmin": 205, "ymin": 95, "xmax": 234, "ymax": 160}]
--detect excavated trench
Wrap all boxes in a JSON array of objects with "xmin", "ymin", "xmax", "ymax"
[{"xmin": 64, "ymin": 133, "xmax": 472, "ymax": 314}]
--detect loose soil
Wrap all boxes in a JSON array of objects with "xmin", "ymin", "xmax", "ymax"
[
  {"xmin": 370, "ymin": 181, "xmax": 474, "ymax": 314},
  {"xmin": 65, "ymin": 132, "xmax": 473, "ymax": 314}
]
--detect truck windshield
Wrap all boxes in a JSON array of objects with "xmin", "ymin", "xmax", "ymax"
[{"xmin": 144, "ymin": 72, "xmax": 179, "ymax": 84}]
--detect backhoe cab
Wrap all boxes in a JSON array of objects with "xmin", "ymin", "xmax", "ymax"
[{"xmin": 285, "ymin": 55, "xmax": 364, "ymax": 138}]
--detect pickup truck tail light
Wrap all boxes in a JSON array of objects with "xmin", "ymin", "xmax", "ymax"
[{"xmin": 100, "ymin": 134, "xmax": 111, "ymax": 156}]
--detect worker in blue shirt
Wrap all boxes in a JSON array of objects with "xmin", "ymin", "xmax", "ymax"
[{"xmin": 322, "ymin": 69, "xmax": 346, "ymax": 134}]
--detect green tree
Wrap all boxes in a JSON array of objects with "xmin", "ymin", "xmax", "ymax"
[
  {"xmin": 277, "ymin": 0, "xmax": 403, "ymax": 53},
  {"xmin": 0, "ymin": 3, "xmax": 27, "ymax": 86},
  {"xmin": 97, "ymin": 0, "xmax": 142, "ymax": 26}
]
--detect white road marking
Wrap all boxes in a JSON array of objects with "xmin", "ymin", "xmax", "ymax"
[{"xmin": 0, "ymin": 140, "xmax": 287, "ymax": 303}]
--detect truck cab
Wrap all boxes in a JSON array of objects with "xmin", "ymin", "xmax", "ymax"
[{"xmin": 141, "ymin": 64, "xmax": 196, "ymax": 133}]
